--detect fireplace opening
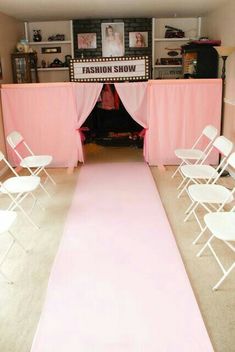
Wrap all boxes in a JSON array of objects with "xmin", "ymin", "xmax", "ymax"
[{"xmin": 80, "ymin": 84, "xmax": 144, "ymax": 148}]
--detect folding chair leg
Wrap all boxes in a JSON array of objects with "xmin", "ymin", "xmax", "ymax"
[
  {"xmin": 29, "ymin": 193, "xmax": 45, "ymax": 212},
  {"xmin": 197, "ymin": 235, "xmax": 214, "ymax": 257},
  {"xmin": 17, "ymin": 207, "xmax": 39, "ymax": 229},
  {"xmin": 213, "ymin": 263, "xmax": 235, "ymax": 291},
  {"xmin": 192, "ymin": 226, "xmax": 207, "ymax": 245},
  {"xmin": 0, "ymin": 238, "xmax": 15, "ymax": 267},
  {"xmin": 184, "ymin": 202, "xmax": 199, "ymax": 222},
  {"xmin": 177, "ymin": 176, "xmax": 186, "ymax": 190},
  {"xmin": 44, "ymin": 169, "xmax": 56, "ymax": 186},
  {"xmin": 184, "ymin": 201, "xmax": 195, "ymax": 215},
  {"xmin": 39, "ymin": 182, "xmax": 52, "ymax": 198},
  {"xmin": 172, "ymin": 162, "xmax": 183, "ymax": 179},
  {"xmin": 0, "ymin": 238, "xmax": 15, "ymax": 284},
  {"xmin": 8, "ymin": 201, "xmax": 40, "ymax": 230},
  {"xmin": 0, "ymin": 269, "xmax": 14, "ymax": 284},
  {"xmin": 178, "ymin": 179, "xmax": 191, "ymax": 198},
  {"xmin": 9, "ymin": 230, "xmax": 28, "ymax": 253}
]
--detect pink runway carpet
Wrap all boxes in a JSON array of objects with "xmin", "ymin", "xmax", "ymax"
[{"xmin": 31, "ymin": 162, "xmax": 213, "ymax": 352}]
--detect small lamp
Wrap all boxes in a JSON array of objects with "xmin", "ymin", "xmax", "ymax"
[{"xmin": 214, "ymin": 46, "xmax": 235, "ymax": 175}]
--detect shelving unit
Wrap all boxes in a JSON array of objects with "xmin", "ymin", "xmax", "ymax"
[
  {"xmin": 152, "ymin": 17, "xmax": 201, "ymax": 79},
  {"xmin": 11, "ymin": 52, "xmax": 39, "ymax": 83},
  {"xmin": 24, "ymin": 20, "xmax": 74, "ymax": 82}
]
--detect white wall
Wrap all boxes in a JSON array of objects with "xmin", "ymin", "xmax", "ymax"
[{"xmin": 202, "ymin": 0, "xmax": 235, "ymax": 141}]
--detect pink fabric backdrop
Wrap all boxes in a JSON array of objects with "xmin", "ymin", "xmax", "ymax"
[
  {"xmin": 1, "ymin": 83, "xmax": 78, "ymax": 168},
  {"xmin": 146, "ymin": 79, "xmax": 222, "ymax": 166},
  {"xmin": 114, "ymin": 82, "xmax": 148, "ymax": 128},
  {"xmin": 72, "ymin": 83, "xmax": 103, "ymax": 162},
  {"xmin": 1, "ymin": 80, "xmax": 222, "ymax": 167},
  {"xmin": 114, "ymin": 82, "xmax": 149, "ymax": 162}
]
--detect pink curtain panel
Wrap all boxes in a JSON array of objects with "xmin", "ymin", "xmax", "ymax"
[
  {"xmin": 146, "ymin": 79, "xmax": 222, "ymax": 165},
  {"xmin": 1, "ymin": 83, "xmax": 78, "ymax": 168}
]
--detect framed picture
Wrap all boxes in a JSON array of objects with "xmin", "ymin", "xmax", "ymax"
[
  {"xmin": 101, "ymin": 22, "xmax": 124, "ymax": 57},
  {"xmin": 77, "ymin": 33, "xmax": 97, "ymax": 49},
  {"xmin": 129, "ymin": 32, "xmax": 148, "ymax": 48}
]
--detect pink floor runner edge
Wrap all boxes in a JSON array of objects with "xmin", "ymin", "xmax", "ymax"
[{"xmin": 31, "ymin": 162, "xmax": 213, "ymax": 352}]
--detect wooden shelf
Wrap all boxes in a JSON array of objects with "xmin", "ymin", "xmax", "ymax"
[
  {"xmin": 32, "ymin": 67, "xmax": 69, "ymax": 71},
  {"xmin": 154, "ymin": 38, "xmax": 193, "ymax": 42},
  {"xmin": 29, "ymin": 41, "xmax": 72, "ymax": 45},
  {"xmin": 154, "ymin": 65, "xmax": 183, "ymax": 68}
]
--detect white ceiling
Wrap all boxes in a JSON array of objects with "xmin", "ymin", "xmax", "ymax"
[{"xmin": 0, "ymin": 0, "xmax": 229, "ymax": 21}]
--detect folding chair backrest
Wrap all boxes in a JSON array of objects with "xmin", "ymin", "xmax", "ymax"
[
  {"xmin": 190, "ymin": 125, "xmax": 218, "ymax": 152},
  {"xmin": 7, "ymin": 131, "xmax": 23, "ymax": 149},
  {"xmin": 202, "ymin": 125, "xmax": 218, "ymax": 141},
  {"xmin": 7, "ymin": 131, "xmax": 34, "ymax": 160},
  {"xmin": 212, "ymin": 151, "xmax": 235, "ymax": 185},
  {"xmin": 227, "ymin": 152, "xmax": 235, "ymax": 170},
  {"xmin": 200, "ymin": 135, "xmax": 233, "ymax": 169},
  {"xmin": 198, "ymin": 125, "xmax": 219, "ymax": 156},
  {"xmin": 213, "ymin": 136, "xmax": 233, "ymax": 157},
  {"xmin": 0, "ymin": 150, "xmax": 18, "ymax": 177}
]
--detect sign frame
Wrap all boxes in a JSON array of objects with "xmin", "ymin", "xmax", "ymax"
[{"xmin": 69, "ymin": 56, "xmax": 150, "ymax": 82}]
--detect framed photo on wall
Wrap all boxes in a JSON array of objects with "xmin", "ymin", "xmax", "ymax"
[
  {"xmin": 77, "ymin": 33, "xmax": 97, "ymax": 49},
  {"xmin": 101, "ymin": 22, "xmax": 124, "ymax": 57},
  {"xmin": 129, "ymin": 31, "xmax": 148, "ymax": 48}
]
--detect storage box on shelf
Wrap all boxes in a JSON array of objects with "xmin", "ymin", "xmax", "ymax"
[
  {"xmin": 152, "ymin": 17, "xmax": 201, "ymax": 79},
  {"xmin": 24, "ymin": 20, "xmax": 74, "ymax": 82}
]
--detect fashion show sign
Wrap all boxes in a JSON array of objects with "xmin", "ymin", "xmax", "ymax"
[{"xmin": 69, "ymin": 56, "xmax": 149, "ymax": 82}]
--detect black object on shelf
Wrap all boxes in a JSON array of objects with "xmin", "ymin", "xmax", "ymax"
[
  {"xmin": 182, "ymin": 43, "xmax": 218, "ymax": 78},
  {"xmin": 165, "ymin": 25, "xmax": 184, "ymax": 38},
  {"xmin": 33, "ymin": 30, "xmax": 42, "ymax": 42}
]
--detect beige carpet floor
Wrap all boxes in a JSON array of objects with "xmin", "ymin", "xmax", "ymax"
[{"xmin": 0, "ymin": 144, "xmax": 234, "ymax": 352}]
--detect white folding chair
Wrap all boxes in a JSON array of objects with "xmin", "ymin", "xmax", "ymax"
[
  {"xmin": 172, "ymin": 125, "xmax": 218, "ymax": 179},
  {"xmin": 0, "ymin": 151, "xmax": 41, "ymax": 229},
  {"xmin": 177, "ymin": 136, "xmax": 233, "ymax": 198},
  {"xmin": 184, "ymin": 152, "xmax": 235, "ymax": 243},
  {"xmin": 197, "ymin": 208, "xmax": 235, "ymax": 290},
  {"xmin": 0, "ymin": 210, "xmax": 27, "ymax": 284},
  {"xmin": 7, "ymin": 131, "xmax": 56, "ymax": 197}
]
